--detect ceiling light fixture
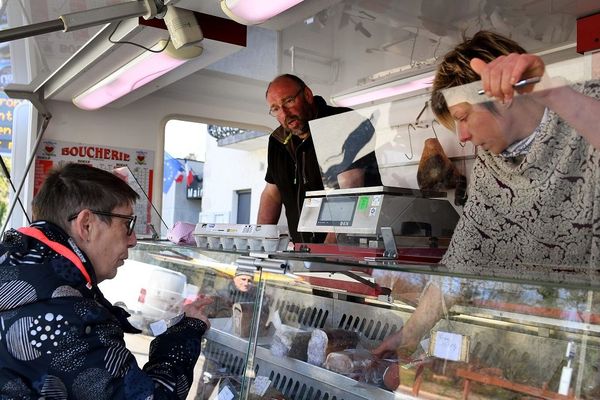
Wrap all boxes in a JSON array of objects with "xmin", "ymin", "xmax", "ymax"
[
  {"xmin": 331, "ymin": 74, "xmax": 434, "ymax": 108},
  {"xmin": 73, "ymin": 40, "xmax": 202, "ymax": 110},
  {"xmin": 220, "ymin": 0, "xmax": 304, "ymax": 25}
]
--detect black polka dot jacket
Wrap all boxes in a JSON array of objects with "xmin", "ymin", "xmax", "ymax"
[{"xmin": 0, "ymin": 221, "xmax": 207, "ymax": 399}]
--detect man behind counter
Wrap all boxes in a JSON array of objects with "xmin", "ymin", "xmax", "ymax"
[{"xmin": 258, "ymin": 74, "xmax": 382, "ymax": 244}]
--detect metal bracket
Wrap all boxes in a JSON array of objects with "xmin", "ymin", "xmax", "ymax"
[
  {"xmin": 147, "ymin": 223, "xmax": 160, "ymax": 240},
  {"xmin": 342, "ymin": 271, "xmax": 391, "ymax": 296},
  {"xmin": 0, "ymin": 0, "xmax": 161, "ymax": 44},
  {"xmin": 236, "ymin": 256, "xmax": 288, "ymax": 275},
  {"xmin": 381, "ymin": 227, "xmax": 398, "ymax": 258}
]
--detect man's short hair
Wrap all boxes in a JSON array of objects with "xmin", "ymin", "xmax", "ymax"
[
  {"xmin": 265, "ymin": 74, "xmax": 308, "ymax": 98},
  {"xmin": 431, "ymin": 31, "xmax": 527, "ymax": 130},
  {"xmin": 32, "ymin": 163, "xmax": 140, "ymax": 233}
]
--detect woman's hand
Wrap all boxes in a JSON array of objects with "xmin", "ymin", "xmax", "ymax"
[
  {"xmin": 372, "ymin": 328, "xmax": 404, "ymax": 359},
  {"xmin": 183, "ymin": 295, "xmax": 213, "ymax": 330},
  {"xmin": 471, "ymin": 53, "xmax": 545, "ymax": 103}
]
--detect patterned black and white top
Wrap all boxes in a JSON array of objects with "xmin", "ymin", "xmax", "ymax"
[
  {"xmin": 442, "ymin": 80, "xmax": 600, "ymax": 274},
  {"xmin": 0, "ymin": 221, "xmax": 207, "ymax": 399}
]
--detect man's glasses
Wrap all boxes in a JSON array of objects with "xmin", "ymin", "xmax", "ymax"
[
  {"xmin": 68, "ymin": 210, "xmax": 137, "ymax": 236},
  {"xmin": 268, "ymin": 87, "xmax": 304, "ymax": 117}
]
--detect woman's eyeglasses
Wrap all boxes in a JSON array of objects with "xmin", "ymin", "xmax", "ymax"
[{"xmin": 68, "ymin": 210, "xmax": 137, "ymax": 236}]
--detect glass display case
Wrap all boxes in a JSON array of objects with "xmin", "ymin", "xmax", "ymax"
[{"xmin": 121, "ymin": 240, "xmax": 600, "ymax": 400}]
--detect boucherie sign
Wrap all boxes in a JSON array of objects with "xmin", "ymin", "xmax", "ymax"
[
  {"xmin": 60, "ymin": 144, "xmax": 131, "ymax": 162},
  {"xmin": 34, "ymin": 139, "xmax": 154, "ymax": 196},
  {"xmin": 36, "ymin": 140, "xmax": 152, "ymax": 165}
]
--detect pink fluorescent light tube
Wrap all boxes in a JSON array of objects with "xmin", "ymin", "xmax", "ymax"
[
  {"xmin": 221, "ymin": 0, "xmax": 303, "ymax": 25},
  {"xmin": 333, "ymin": 76, "xmax": 433, "ymax": 108},
  {"xmin": 73, "ymin": 40, "xmax": 202, "ymax": 110}
]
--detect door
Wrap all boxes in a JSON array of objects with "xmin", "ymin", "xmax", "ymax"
[{"xmin": 236, "ymin": 189, "xmax": 251, "ymax": 224}]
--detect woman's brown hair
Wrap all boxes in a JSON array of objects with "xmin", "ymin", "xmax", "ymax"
[{"xmin": 431, "ymin": 31, "xmax": 527, "ymax": 130}]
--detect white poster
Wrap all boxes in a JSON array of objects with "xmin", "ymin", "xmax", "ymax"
[{"xmin": 35, "ymin": 139, "xmax": 156, "ymax": 236}]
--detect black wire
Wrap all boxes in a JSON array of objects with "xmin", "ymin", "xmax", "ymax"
[
  {"xmin": 108, "ymin": 20, "xmax": 170, "ymax": 53},
  {"xmin": 120, "ymin": 165, "xmax": 169, "ymax": 231},
  {"xmin": 0, "ymin": 155, "xmax": 30, "ymax": 224},
  {"xmin": 1, "ymin": 114, "xmax": 51, "ymax": 235},
  {"xmin": 127, "ymin": 65, "xmax": 177, "ymax": 92}
]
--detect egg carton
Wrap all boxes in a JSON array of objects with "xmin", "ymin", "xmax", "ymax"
[{"xmin": 193, "ymin": 223, "xmax": 290, "ymax": 252}]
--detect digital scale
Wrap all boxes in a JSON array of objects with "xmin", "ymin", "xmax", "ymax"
[
  {"xmin": 298, "ymin": 186, "xmax": 459, "ymax": 237},
  {"xmin": 297, "ymin": 186, "xmax": 460, "ymax": 257}
]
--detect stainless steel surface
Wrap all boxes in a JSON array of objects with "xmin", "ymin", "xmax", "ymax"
[
  {"xmin": 201, "ymin": 286, "xmax": 410, "ymax": 399},
  {"xmin": 205, "ymin": 328, "xmax": 393, "ymax": 400},
  {"xmin": 266, "ymin": 285, "xmax": 408, "ymax": 340},
  {"xmin": 253, "ymin": 345, "xmax": 393, "ymax": 400},
  {"xmin": 0, "ymin": 19, "xmax": 64, "ymax": 43},
  {"xmin": 381, "ymin": 227, "xmax": 397, "ymax": 258}
]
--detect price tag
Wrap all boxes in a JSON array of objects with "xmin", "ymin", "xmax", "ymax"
[
  {"xmin": 149, "ymin": 319, "xmax": 167, "ymax": 336},
  {"xmin": 250, "ymin": 376, "xmax": 271, "ymax": 396},
  {"xmin": 429, "ymin": 331, "xmax": 469, "ymax": 362},
  {"xmin": 371, "ymin": 195, "xmax": 382, "ymax": 206},
  {"xmin": 149, "ymin": 313, "xmax": 185, "ymax": 336}
]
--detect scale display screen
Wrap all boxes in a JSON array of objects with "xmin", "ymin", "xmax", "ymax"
[{"xmin": 316, "ymin": 196, "xmax": 358, "ymax": 226}]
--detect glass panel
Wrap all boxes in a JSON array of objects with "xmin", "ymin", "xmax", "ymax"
[
  {"xmin": 242, "ymin": 258, "xmax": 600, "ymax": 400},
  {"xmin": 235, "ymin": 48, "xmax": 600, "ymax": 399},
  {"xmin": 290, "ymin": 46, "xmax": 600, "ymax": 283},
  {"xmin": 105, "ymin": 241, "xmax": 261, "ymax": 400}
]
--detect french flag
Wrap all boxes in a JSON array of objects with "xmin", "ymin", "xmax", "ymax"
[
  {"xmin": 185, "ymin": 161, "xmax": 194, "ymax": 187},
  {"xmin": 175, "ymin": 167, "xmax": 184, "ymax": 183}
]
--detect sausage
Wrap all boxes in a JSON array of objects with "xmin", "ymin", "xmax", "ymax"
[{"xmin": 307, "ymin": 329, "xmax": 360, "ymax": 366}]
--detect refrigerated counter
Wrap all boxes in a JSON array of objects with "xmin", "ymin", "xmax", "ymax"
[{"xmin": 125, "ymin": 240, "xmax": 600, "ymax": 400}]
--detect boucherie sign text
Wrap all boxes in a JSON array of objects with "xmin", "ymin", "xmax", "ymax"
[{"xmin": 61, "ymin": 144, "xmax": 130, "ymax": 162}]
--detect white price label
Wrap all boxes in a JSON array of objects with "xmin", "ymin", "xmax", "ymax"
[
  {"xmin": 432, "ymin": 331, "xmax": 463, "ymax": 361},
  {"xmin": 250, "ymin": 376, "xmax": 271, "ymax": 396},
  {"xmin": 218, "ymin": 386, "xmax": 234, "ymax": 400},
  {"xmin": 149, "ymin": 319, "xmax": 168, "ymax": 336}
]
